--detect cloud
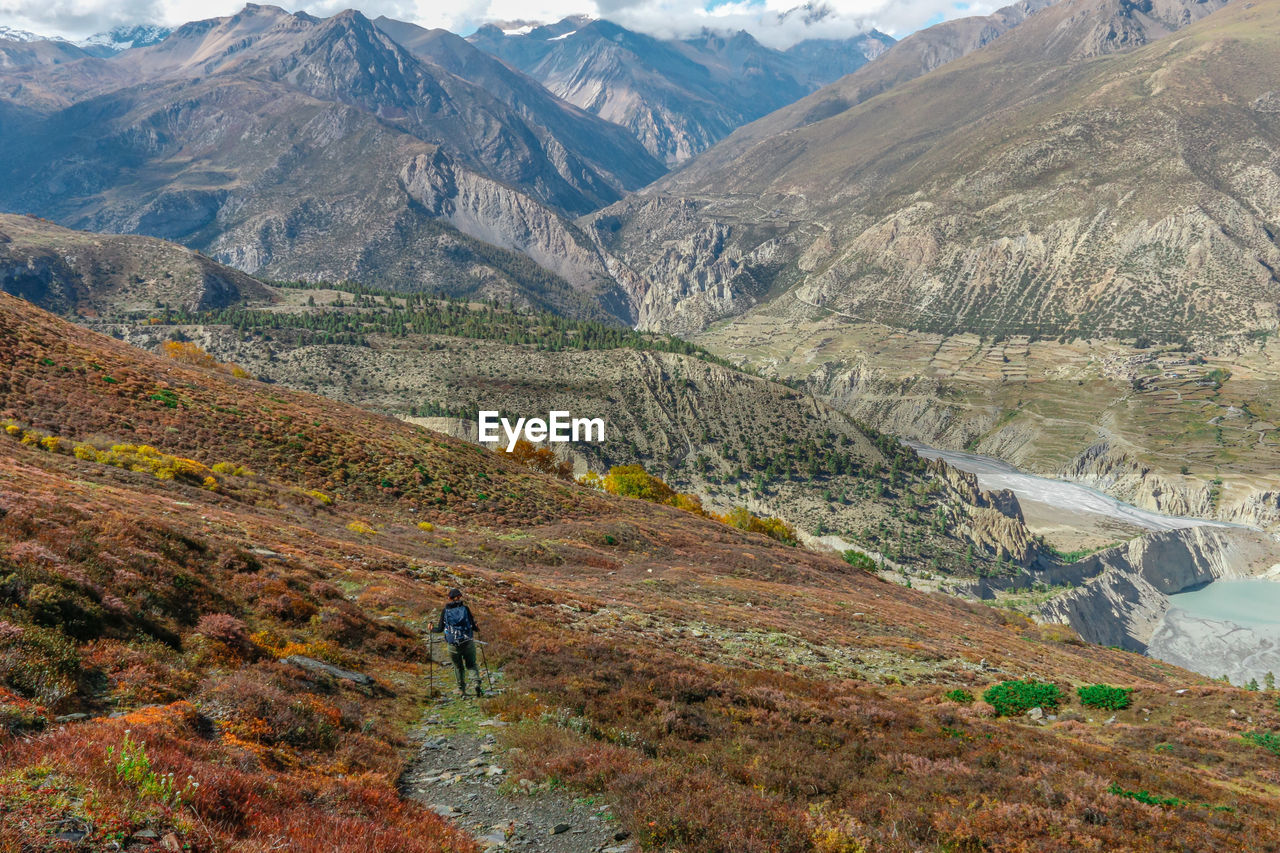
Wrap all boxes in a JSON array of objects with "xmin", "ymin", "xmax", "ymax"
[{"xmin": 0, "ymin": 0, "xmax": 993, "ymax": 44}]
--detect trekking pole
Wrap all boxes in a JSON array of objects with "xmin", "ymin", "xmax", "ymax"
[
  {"xmin": 477, "ymin": 640, "xmax": 496, "ymax": 693},
  {"xmin": 427, "ymin": 612, "xmax": 437, "ymax": 700}
]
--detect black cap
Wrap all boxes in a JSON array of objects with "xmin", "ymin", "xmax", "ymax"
[{"xmin": 448, "ymin": 587, "xmax": 462, "ymax": 599}]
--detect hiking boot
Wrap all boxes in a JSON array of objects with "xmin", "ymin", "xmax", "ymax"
[{"xmin": 475, "ymin": 685, "xmax": 485, "ymax": 698}]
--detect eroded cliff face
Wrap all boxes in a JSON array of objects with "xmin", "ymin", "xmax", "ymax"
[
  {"xmin": 1038, "ymin": 526, "xmax": 1280, "ymax": 650},
  {"xmin": 400, "ymin": 151, "xmax": 633, "ymax": 311},
  {"xmin": 926, "ymin": 459, "xmax": 1037, "ymax": 564}
]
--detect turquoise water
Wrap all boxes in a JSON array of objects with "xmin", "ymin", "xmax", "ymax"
[{"xmin": 1168, "ymin": 580, "xmax": 1280, "ymax": 627}]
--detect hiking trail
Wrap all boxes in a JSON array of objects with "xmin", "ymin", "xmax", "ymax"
[{"xmin": 401, "ymin": 667, "xmax": 635, "ymax": 853}]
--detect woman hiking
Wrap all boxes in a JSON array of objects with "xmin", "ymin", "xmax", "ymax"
[{"xmin": 432, "ymin": 588, "xmax": 483, "ymax": 697}]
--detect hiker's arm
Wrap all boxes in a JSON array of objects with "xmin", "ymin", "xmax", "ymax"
[
  {"xmin": 430, "ymin": 610, "xmax": 444, "ymax": 633},
  {"xmin": 467, "ymin": 606, "xmax": 479, "ymax": 635}
]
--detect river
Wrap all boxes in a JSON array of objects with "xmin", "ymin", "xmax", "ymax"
[
  {"xmin": 905, "ymin": 441, "xmax": 1234, "ymax": 533},
  {"xmin": 1151, "ymin": 580, "xmax": 1280, "ymax": 685}
]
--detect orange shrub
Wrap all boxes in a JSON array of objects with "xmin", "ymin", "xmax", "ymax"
[{"xmin": 503, "ymin": 439, "xmax": 574, "ymax": 481}]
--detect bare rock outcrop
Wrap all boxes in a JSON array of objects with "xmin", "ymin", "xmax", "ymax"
[{"xmin": 400, "ymin": 152, "xmax": 631, "ymax": 311}]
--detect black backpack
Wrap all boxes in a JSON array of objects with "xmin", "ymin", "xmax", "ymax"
[{"xmin": 442, "ymin": 605, "xmax": 473, "ymax": 645}]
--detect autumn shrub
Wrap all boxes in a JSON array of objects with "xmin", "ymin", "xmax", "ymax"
[
  {"xmin": 194, "ymin": 613, "xmax": 255, "ymax": 659},
  {"xmin": 158, "ymin": 341, "xmax": 249, "ymax": 380},
  {"xmin": 346, "ymin": 520, "xmax": 378, "ymax": 535},
  {"xmin": 197, "ymin": 665, "xmax": 356, "ymax": 750},
  {"xmin": 161, "ymin": 340, "xmax": 220, "ymax": 369},
  {"xmin": 603, "ymin": 465, "xmax": 677, "ymax": 503},
  {"xmin": 86, "ymin": 443, "xmax": 212, "ymax": 485},
  {"xmin": 1077, "ymin": 684, "xmax": 1133, "ymax": 711},
  {"xmin": 264, "ymin": 592, "xmax": 320, "ymax": 624},
  {"xmin": 719, "ymin": 506, "xmax": 798, "ymax": 545},
  {"xmin": 504, "ymin": 439, "xmax": 574, "ymax": 481},
  {"xmin": 0, "ymin": 619, "xmax": 81, "ymax": 708},
  {"xmin": 982, "ymin": 680, "xmax": 1064, "ymax": 716}
]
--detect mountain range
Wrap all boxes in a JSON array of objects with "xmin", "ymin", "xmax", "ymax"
[
  {"xmin": 6, "ymin": 0, "xmax": 1280, "ymax": 503},
  {"xmin": 0, "ymin": 4, "xmax": 672, "ymax": 321},
  {"xmin": 0, "ymin": 23, "xmax": 171, "ymax": 55},
  {"xmin": 597, "ymin": 0, "xmax": 1272, "ymax": 340},
  {"xmin": 468, "ymin": 16, "xmax": 894, "ymax": 165}
]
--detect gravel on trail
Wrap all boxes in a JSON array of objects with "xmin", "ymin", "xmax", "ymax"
[{"xmin": 401, "ymin": 693, "xmax": 635, "ymax": 853}]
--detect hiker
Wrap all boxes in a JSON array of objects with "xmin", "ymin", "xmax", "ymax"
[{"xmin": 432, "ymin": 588, "xmax": 483, "ymax": 697}]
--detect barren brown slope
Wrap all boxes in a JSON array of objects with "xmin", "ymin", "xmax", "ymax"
[
  {"xmin": 0, "ymin": 213, "xmax": 273, "ymax": 315},
  {"xmin": 4, "ymin": 292, "xmax": 1280, "ymax": 850}
]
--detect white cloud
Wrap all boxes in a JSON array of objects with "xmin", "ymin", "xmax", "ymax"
[{"xmin": 0, "ymin": 0, "xmax": 994, "ymax": 44}]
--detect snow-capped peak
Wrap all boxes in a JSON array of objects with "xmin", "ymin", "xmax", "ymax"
[
  {"xmin": 77, "ymin": 24, "xmax": 171, "ymax": 53},
  {"xmin": 0, "ymin": 25, "xmax": 64, "ymax": 43}
]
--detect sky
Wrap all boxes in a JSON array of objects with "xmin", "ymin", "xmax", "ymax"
[{"xmin": 0, "ymin": 0, "xmax": 993, "ymax": 46}]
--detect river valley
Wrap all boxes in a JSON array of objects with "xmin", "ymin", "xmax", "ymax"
[{"xmin": 909, "ymin": 442, "xmax": 1280, "ymax": 685}]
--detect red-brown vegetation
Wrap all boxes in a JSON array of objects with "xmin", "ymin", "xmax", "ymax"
[{"xmin": 1, "ymin": 291, "xmax": 1279, "ymax": 851}]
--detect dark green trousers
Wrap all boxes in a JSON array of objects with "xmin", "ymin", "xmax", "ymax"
[{"xmin": 448, "ymin": 639, "xmax": 479, "ymax": 691}]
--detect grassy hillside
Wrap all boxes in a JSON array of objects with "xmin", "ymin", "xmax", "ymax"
[{"xmin": 4, "ymin": 294, "xmax": 1280, "ymax": 850}]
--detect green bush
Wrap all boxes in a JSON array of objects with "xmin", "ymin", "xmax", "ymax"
[
  {"xmin": 842, "ymin": 550, "xmax": 877, "ymax": 571},
  {"xmin": 1243, "ymin": 730, "xmax": 1280, "ymax": 757},
  {"xmin": 1077, "ymin": 684, "xmax": 1133, "ymax": 710},
  {"xmin": 1107, "ymin": 783, "xmax": 1185, "ymax": 807},
  {"xmin": 944, "ymin": 688, "xmax": 974, "ymax": 704},
  {"xmin": 982, "ymin": 680, "xmax": 1064, "ymax": 716}
]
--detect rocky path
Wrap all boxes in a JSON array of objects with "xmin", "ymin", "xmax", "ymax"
[{"xmin": 401, "ymin": 691, "xmax": 634, "ymax": 853}]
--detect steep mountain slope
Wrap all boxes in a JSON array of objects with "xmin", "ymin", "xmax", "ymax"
[
  {"xmin": 0, "ymin": 5, "xmax": 662, "ymax": 322},
  {"xmin": 469, "ymin": 17, "xmax": 892, "ymax": 165},
  {"xmin": 598, "ymin": 0, "xmax": 1262, "ymax": 339},
  {"xmin": 0, "ymin": 213, "xmax": 272, "ymax": 314},
  {"xmin": 4, "ymin": 290, "xmax": 1280, "ymax": 851}
]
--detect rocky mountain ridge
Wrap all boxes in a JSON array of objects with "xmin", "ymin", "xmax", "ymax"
[
  {"xmin": 594, "ymin": 0, "xmax": 1275, "ymax": 341},
  {"xmin": 0, "ymin": 4, "xmax": 662, "ymax": 322},
  {"xmin": 468, "ymin": 16, "xmax": 894, "ymax": 165}
]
